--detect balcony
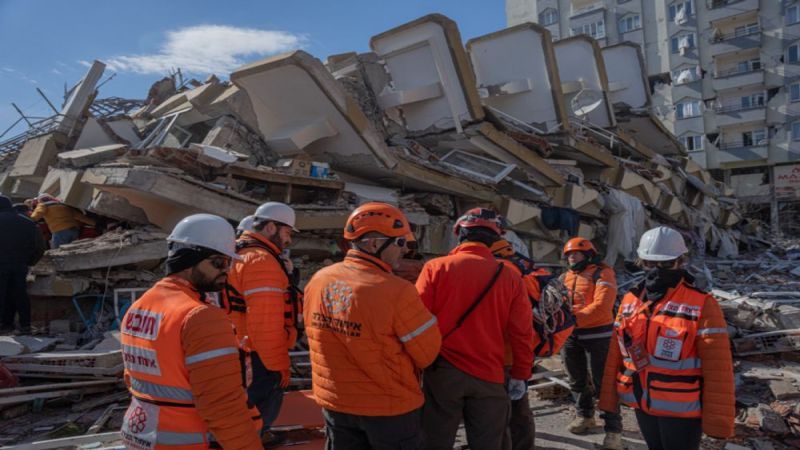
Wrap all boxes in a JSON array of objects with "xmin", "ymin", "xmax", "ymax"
[
  {"xmin": 712, "ymin": 67, "xmax": 764, "ymax": 91},
  {"xmin": 570, "ymin": 2, "xmax": 604, "ymax": 18},
  {"xmin": 709, "ymin": 28, "xmax": 761, "ymax": 56},
  {"xmin": 706, "ymin": 0, "xmax": 758, "ymax": 25},
  {"xmin": 717, "ymin": 140, "xmax": 768, "ymax": 164},
  {"xmin": 713, "ymin": 103, "xmax": 765, "ymax": 127}
]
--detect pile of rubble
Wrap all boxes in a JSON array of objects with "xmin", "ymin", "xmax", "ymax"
[{"xmin": 0, "ymin": 12, "xmax": 786, "ymax": 448}]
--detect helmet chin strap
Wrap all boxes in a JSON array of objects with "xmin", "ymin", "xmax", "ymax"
[{"xmin": 357, "ymin": 236, "xmax": 394, "ymax": 259}]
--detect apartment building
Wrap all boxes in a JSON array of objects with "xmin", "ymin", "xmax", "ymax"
[{"xmin": 506, "ymin": 0, "xmax": 800, "ymax": 215}]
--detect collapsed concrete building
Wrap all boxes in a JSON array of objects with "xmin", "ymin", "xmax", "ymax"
[
  {"xmin": 2, "ymin": 13, "xmax": 800, "ymax": 448},
  {"xmin": 0, "ymin": 14, "xmax": 750, "ymax": 304}
]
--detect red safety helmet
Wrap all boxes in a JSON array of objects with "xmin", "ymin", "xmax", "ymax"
[
  {"xmin": 344, "ymin": 202, "xmax": 412, "ymax": 240},
  {"xmin": 562, "ymin": 237, "xmax": 597, "ymax": 255},
  {"xmin": 453, "ymin": 208, "xmax": 503, "ymax": 236}
]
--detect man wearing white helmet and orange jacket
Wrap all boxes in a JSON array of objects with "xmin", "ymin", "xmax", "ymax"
[
  {"xmin": 599, "ymin": 226, "xmax": 734, "ymax": 450},
  {"xmin": 120, "ymin": 214, "xmax": 261, "ymax": 449},
  {"xmin": 227, "ymin": 202, "xmax": 301, "ymax": 436}
]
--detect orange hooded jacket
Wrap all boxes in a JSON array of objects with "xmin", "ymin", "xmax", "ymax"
[
  {"xmin": 561, "ymin": 263, "xmax": 617, "ymax": 339},
  {"xmin": 120, "ymin": 276, "xmax": 261, "ymax": 450},
  {"xmin": 227, "ymin": 231, "xmax": 296, "ymax": 373},
  {"xmin": 304, "ymin": 249, "xmax": 441, "ymax": 416}
]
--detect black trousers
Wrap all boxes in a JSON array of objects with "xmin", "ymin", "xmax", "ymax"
[
  {"xmin": 247, "ymin": 351, "xmax": 284, "ymax": 435},
  {"xmin": 508, "ymin": 394, "xmax": 535, "ymax": 450},
  {"xmin": 0, "ymin": 264, "xmax": 30, "ymax": 330},
  {"xmin": 323, "ymin": 408, "xmax": 424, "ymax": 450},
  {"xmin": 561, "ymin": 334, "xmax": 623, "ymax": 433},
  {"xmin": 635, "ymin": 409, "xmax": 702, "ymax": 450}
]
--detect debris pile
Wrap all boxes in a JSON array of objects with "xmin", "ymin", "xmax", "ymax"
[{"xmin": 0, "ymin": 13, "xmax": 777, "ymax": 448}]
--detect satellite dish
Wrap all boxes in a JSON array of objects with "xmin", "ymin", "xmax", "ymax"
[{"xmin": 571, "ymin": 88, "xmax": 603, "ymax": 118}]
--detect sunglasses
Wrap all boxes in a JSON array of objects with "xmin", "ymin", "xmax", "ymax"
[
  {"xmin": 641, "ymin": 260, "xmax": 678, "ymax": 269},
  {"xmin": 207, "ymin": 256, "xmax": 232, "ymax": 270}
]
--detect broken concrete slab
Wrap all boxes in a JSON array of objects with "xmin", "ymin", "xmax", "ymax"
[
  {"xmin": 370, "ymin": 14, "xmax": 484, "ymax": 134},
  {"xmin": 27, "ymin": 274, "xmax": 91, "ymax": 297},
  {"xmin": 57, "ymin": 144, "xmax": 127, "ymax": 168},
  {"xmin": 553, "ymin": 36, "xmax": 615, "ymax": 128},
  {"xmin": 231, "ymin": 50, "xmax": 397, "ymax": 176},
  {"xmin": 38, "ymin": 168, "xmax": 93, "ymax": 208},
  {"xmin": 81, "ymin": 166, "xmax": 258, "ymax": 230},
  {"xmin": 46, "ymin": 228, "xmax": 167, "ymax": 272},
  {"xmin": 0, "ymin": 337, "xmax": 59, "ymax": 357},
  {"xmin": 87, "ymin": 190, "xmax": 150, "ymax": 224},
  {"xmin": 601, "ymin": 43, "xmax": 650, "ymax": 111},
  {"xmin": 9, "ymin": 132, "xmax": 69, "ymax": 179},
  {"xmin": 58, "ymin": 60, "xmax": 105, "ymax": 137},
  {"xmin": 546, "ymin": 183, "xmax": 603, "ymax": 217},
  {"xmin": 466, "ymin": 23, "xmax": 568, "ymax": 134}
]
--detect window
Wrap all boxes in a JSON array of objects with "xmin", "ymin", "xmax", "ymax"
[
  {"xmin": 540, "ymin": 8, "xmax": 559, "ymax": 26},
  {"xmin": 788, "ymin": 43, "xmax": 800, "ymax": 63},
  {"xmin": 788, "ymin": 5, "xmax": 800, "ymax": 25},
  {"xmin": 740, "ymin": 93, "xmax": 765, "ymax": 109},
  {"xmin": 669, "ymin": 1, "xmax": 693, "ymax": 21},
  {"xmin": 682, "ymin": 135, "xmax": 703, "ymax": 151},
  {"xmin": 618, "ymin": 15, "xmax": 641, "ymax": 34},
  {"xmin": 793, "ymin": 121, "xmax": 800, "ymax": 141},
  {"xmin": 671, "ymin": 33, "xmax": 695, "ymax": 53},
  {"xmin": 672, "ymin": 66, "xmax": 700, "ymax": 84},
  {"xmin": 743, "ymin": 129, "xmax": 766, "ymax": 146},
  {"xmin": 791, "ymin": 83, "xmax": 800, "ymax": 102},
  {"xmin": 572, "ymin": 20, "xmax": 606, "ymax": 39},
  {"xmin": 676, "ymin": 100, "xmax": 701, "ymax": 119}
]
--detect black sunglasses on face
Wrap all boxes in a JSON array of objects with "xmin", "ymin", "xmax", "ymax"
[
  {"xmin": 642, "ymin": 260, "xmax": 678, "ymax": 269},
  {"xmin": 208, "ymin": 257, "xmax": 232, "ymax": 270}
]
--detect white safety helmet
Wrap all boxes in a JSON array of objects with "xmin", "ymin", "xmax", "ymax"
[
  {"xmin": 253, "ymin": 202, "xmax": 299, "ymax": 232},
  {"xmin": 237, "ymin": 215, "xmax": 256, "ymax": 233},
  {"xmin": 637, "ymin": 226, "xmax": 688, "ymax": 261},
  {"xmin": 167, "ymin": 214, "xmax": 240, "ymax": 260}
]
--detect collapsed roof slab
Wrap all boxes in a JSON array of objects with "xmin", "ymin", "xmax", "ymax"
[
  {"xmin": 81, "ymin": 167, "xmax": 258, "ymax": 230},
  {"xmin": 549, "ymin": 134, "xmax": 618, "ymax": 168},
  {"xmin": 546, "ymin": 183, "xmax": 603, "ymax": 218},
  {"xmin": 58, "ymin": 144, "xmax": 127, "ymax": 168},
  {"xmin": 611, "ymin": 167, "xmax": 661, "ymax": 206},
  {"xmin": 369, "ymin": 14, "xmax": 484, "ymax": 134},
  {"xmin": 10, "ymin": 133, "xmax": 69, "ymax": 179},
  {"xmin": 601, "ymin": 43, "xmax": 650, "ymax": 111},
  {"xmin": 466, "ymin": 23, "xmax": 569, "ymax": 134},
  {"xmin": 231, "ymin": 50, "xmax": 397, "ymax": 178},
  {"xmin": 553, "ymin": 36, "xmax": 616, "ymax": 129},
  {"xmin": 616, "ymin": 116, "xmax": 684, "ymax": 157}
]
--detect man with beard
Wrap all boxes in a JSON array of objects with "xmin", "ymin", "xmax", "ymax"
[
  {"xmin": 119, "ymin": 214, "xmax": 261, "ymax": 449},
  {"xmin": 227, "ymin": 202, "xmax": 301, "ymax": 438}
]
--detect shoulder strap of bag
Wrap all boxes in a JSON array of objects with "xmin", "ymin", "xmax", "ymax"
[{"xmin": 443, "ymin": 262, "xmax": 505, "ymax": 340}]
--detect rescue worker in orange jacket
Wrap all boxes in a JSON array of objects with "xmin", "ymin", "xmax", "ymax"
[
  {"xmin": 304, "ymin": 202, "xmax": 441, "ymax": 449},
  {"xmin": 120, "ymin": 214, "xmax": 261, "ymax": 450},
  {"xmin": 417, "ymin": 208, "xmax": 534, "ymax": 450},
  {"xmin": 559, "ymin": 237, "xmax": 623, "ymax": 449},
  {"xmin": 598, "ymin": 227, "xmax": 734, "ymax": 450},
  {"xmin": 227, "ymin": 202, "xmax": 300, "ymax": 436}
]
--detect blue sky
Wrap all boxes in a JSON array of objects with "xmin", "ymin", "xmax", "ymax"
[{"xmin": 0, "ymin": 0, "xmax": 506, "ymax": 138}]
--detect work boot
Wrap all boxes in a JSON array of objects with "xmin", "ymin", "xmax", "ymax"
[
  {"xmin": 567, "ymin": 416, "xmax": 596, "ymax": 434},
  {"xmin": 602, "ymin": 432, "xmax": 623, "ymax": 450}
]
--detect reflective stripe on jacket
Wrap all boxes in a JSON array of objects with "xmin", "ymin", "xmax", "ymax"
[
  {"xmin": 227, "ymin": 231, "xmax": 294, "ymax": 372},
  {"xmin": 120, "ymin": 276, "xmax": 262, "ymax": 450},
  {"xmin": 598, "ymin": 280, "xmax": 735, "ymax": 438},
  {"xmin": 304, "ymin": 249, "xmax": 441, "ymax": 416}
]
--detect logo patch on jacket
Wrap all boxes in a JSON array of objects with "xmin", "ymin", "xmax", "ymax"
[
  {"xmin": 654, "ymin": 336, "xmax": 683, "ymax": 361},
  {"xmin": 323, "ymin": 281, "xmax": 353, "ymax": 314},
  {"xmin": 122, "ymin": 309, "xmax": 162, "ymax": 340},
  {"xmin": 121, "ymin": 397, "xmax": 159, "ymax": 450}
]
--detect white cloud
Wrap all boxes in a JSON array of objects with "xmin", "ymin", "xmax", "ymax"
[
  {"xmin": 51, "ymin": 68, "xmax": 63, "ymax": 75},
  {"xmin": 101, "ymin": 25, "xmax": 307, "ymax": 76}
]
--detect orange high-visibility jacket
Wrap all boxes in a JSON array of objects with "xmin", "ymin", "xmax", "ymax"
[
  {"xmin": 304, "ymin": 249, "xmax": 441, "ymax": 416},
  {"xmin": 598, "ymin": 280, "xmax": 735, "ymax": 439},
  {"xmin": 31, "ymin": 203, "xmax": 95, "ymax": 233},
  {"xmin": 120, "ymin": 276, "xmax": 262, "ymax": 450},
  {"xmin": 561, "ymin": 263, "xmax": 617, "ymax": 339},
  {"xmin": 228, "ymin": 231, "xmax": 295, "ymax": 371}
]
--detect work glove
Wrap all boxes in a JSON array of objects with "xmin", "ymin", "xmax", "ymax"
[
  {"xmin": 508, "ymin": 378, "xmax": 527, "ymax": 401},
  {"xmin": 280, "ymin": 368, "xmax": 291, "ymax": 389}
]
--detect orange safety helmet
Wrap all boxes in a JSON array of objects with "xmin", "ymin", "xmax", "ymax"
[
  {"xmin": 344, "ymin": 202, "xmax": 412, "ymax": 240},
  {"xmin": 562, "ymin": 237, "xmax": 597, "ymax": 255},
  {"xmin": 453, "ymin": 208, "xmax": 503, "ymax": 236}
]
